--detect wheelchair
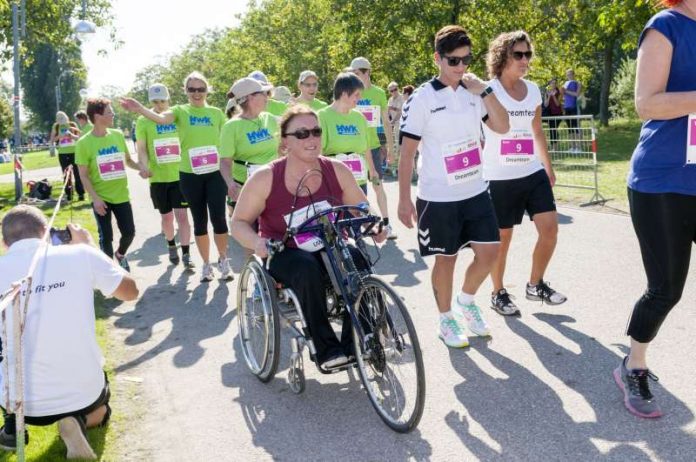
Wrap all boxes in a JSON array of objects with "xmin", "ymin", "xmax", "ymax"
[{"xmin": 236, "ymin": 203, "xmax": 425, "ymax": 433}]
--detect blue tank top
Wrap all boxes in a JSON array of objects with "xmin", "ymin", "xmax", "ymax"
[
  {"xmin": 563, "ymin": 81, "xmax": 578, "ymax": 109},
  {"xmin": 628, "ymin": 10, "xmax": 696, "ymax": 195}
]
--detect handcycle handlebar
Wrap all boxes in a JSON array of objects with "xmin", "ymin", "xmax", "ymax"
[{"xmin": 287, "ymin": 203, "xmax": 379, "ymax": 239}]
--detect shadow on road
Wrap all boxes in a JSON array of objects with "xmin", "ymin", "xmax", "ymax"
[
  {"xmin": 128, "ymin": 233, "xmax": 167, "ymax": 268},
  {"xmin": 373, "ymin": 240, "xmax": 427, "ymax": 288}
]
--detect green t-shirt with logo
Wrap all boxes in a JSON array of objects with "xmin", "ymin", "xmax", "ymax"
[
  {"xmin": 318, "ymin": 106, "xmax": 369, "ymax": 186},
  {"xmin": 219, "ymin": 112, "xmax": 280, "ymax": 184},
  {"xmin": 265, "ymin": 99, "xmax": 288, "ymax": 117},
  {"xmin": 171, "ymin": 104, "xmax": 225, "ymax": 174},
  {"xmin": 75, "ymin": 129, "xmax": 131, "ymax": 204},
  {"xmin": 54, "ymin": 123, "xmax": 78, "ymax": 155},
  {"xmin": 135, "ymin": 115, "xmax": 181, "ymax": 184},
  {"xmin": 297, "ymin": 98, "xmax": 328, "ymax": 111},
  {"xmin": 356, "ymin": 85, "xmax": 388, "ymax": 149}
]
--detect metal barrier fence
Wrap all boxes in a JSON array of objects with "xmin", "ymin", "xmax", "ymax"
[{"xmin": 542, "ymin": 114, "xmax": 605, "ymax": 206}]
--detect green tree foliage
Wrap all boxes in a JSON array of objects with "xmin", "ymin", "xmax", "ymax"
[
  {"xmin": 609, "ymin": 57, "xmax": 637, "ymax": 120},
  {"xmin": 0, "ymin": 96, "xmax": 12, "ymax": 139}
]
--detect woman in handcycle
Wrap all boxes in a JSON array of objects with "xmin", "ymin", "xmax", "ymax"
[{"xmin": 230, "ymin": 105, "xmax": 387, "ymax": 369}]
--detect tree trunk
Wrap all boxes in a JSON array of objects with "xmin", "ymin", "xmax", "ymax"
[
  {"xmin": 599, "ymin": 38, "xmax": 615, "ymax": 127},
  {"xmin": 451, "ymin": 0, "xmax": 461, "ymax": 24}
]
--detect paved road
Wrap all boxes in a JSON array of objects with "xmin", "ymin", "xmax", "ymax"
[{"xmin": 96, "ymin": 170, "xmax": 696, "ymax": 461}]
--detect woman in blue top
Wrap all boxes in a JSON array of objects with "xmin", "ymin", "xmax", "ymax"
[{"xmin": 615, "ymin": 0, "xmax": 696, "ymax": 419}]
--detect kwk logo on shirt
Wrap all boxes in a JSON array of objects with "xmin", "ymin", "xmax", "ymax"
[
  {"xmin": 155, "ymin": 123, "xmax": 177, "ymax": 135},
  {"xmin": 246, "ymin": 128, "xmax": 272, "ymax": 144},
  {"xmin": 98, "ymin": 146, "xmax": 119, "ymax": 156},
  {"xmin": 189, "ymin": 116, "xmax": 212, "ymax": 126},
  {"xmin": 336, "ymin": 124, "xmax": 359, "ymax": 136}
]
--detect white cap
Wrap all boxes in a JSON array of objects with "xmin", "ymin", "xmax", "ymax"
[
  {"xmin": 148, "ymin": 83, "xmax": 170, "ymax": 102},
  {"xmin": 350, "ymin": 57, "xmax": 372, "ymax": 70},
  {"xmin": 273, "ymin": 86, "xmax": 293, "ymax": 103},
  {"xmin": 229, "ymin": 77, "xmax": 272, "ymax": 103},
  {"xmin": 298, "ymin": 70, "xmax": 318, "ymax": 83},
  {"xmin": 248, "ymin": 70, "xmax": 271, "ymax": 85},
  {"xmin": 225, "ymin": 98, "xmax": 236, "ymax": 114}
]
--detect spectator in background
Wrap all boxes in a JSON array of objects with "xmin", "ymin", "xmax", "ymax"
[
  {"xmin": 561, "ymin": 69, "xmax": 582, "ymax": 152},
  {"xmin": 49, "ymin": 111, "xmax": 84, "ymax": 201},
  {"xmin": 543, "ymin": 78, "xmax": 563, "ymax": 151},
  {"xmin": 387, "ymin": 81, "xmax": 404, "ymax": 176},
  {"xmin": 74, "ymin": 110, "xmax": 93, "ymax": 136}
]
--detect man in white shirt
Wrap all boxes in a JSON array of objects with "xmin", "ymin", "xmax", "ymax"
[
  {"xmin": 398, "ymin": 25, "xmax": 509, "ymax": 348},
  {"xmin": 0, "ymin": 205, "xmax": 138, "ymax": 459}
]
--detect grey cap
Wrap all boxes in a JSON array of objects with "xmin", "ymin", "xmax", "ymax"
[{"xmin": 148, "ymin": 83, "xmax": 170, "ymax": 102}]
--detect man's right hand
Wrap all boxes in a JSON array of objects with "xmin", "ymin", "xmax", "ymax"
[
  {"xmin": 254, "ymin": 237, "xmax": 268, "ymax": 258},
  {"xmin": 67, "ymin": 223, "xmax": 93, "ymax": 245},
  {"xmin": 93, "ymin": 197, "xmax": 108, "ymax": 216},
  {"xmin": 398, "ymin": 198, "xmax": 418, "ymax": 229}
]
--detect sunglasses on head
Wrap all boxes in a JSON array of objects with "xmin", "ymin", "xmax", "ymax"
[
  {"xmin": 283, "ymin": 127, "xmax": 322, "ymax": 139},
  {"xmin": 443, "ymin": 54, "xmax": 473, "ymax": 67},
  {"xmin": 512, "ymin": 51, "xmax": 533, "ymax": 60},
  {"xmin": 187, "ymin": 87, "xmax": 207, "ymax": 93}
]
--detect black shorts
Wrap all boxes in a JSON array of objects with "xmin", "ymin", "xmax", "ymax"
[
  {"xmin": 150, "ymin": 181, "xmax": 188, "ymax": 214},
  {"xmin": 416, "ymin": 191, "xmax": 500, "ymax": 257},
  {"xmin": 488, "ymin": 169, "xmax": 556, "ymax": 229}
]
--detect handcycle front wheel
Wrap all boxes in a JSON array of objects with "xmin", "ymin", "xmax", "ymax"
[
  {"xmin": 351, "ymin": 275, "xmax": 426, "ymax": 433},
  {"xmin": 236, "ymin": 257, "xmax": 280, "ymax": 383}
]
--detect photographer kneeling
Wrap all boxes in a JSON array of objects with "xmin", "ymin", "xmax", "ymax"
[{"xmin": 0, "ymin": 205, "xmax": 138, "ymax": 459}]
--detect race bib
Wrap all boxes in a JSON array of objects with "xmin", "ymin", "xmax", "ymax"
[
  {"xmin": 442, "ymin": 137, "xmax": 482, "ymax": 185},
  {"xmin": 500, "ymin": 129, "xmax": 534, "ymax": 166},
  {"xmin": 247, "ymin": 163, "xmax": 263, "ymax": 179},
  {"xmin": 687, "ymin": 113, "xmax": 696, "ymax": 165},
  {"xmin": 59, "ymin": 136, "xmax": 75, "ymax": 148},
  {"xmin": 336, "ymin": 153, "xmax": 366, "ymax": 182},
  {"xmin": 189, "ymin": 145, "xmax": 219, "ymax": 174},
  {"xmin": 284, "ymin": 200, "xmax": 333, "ymax": 252},
  {"xmin": 97, "ymin": 152, "xmax": 126, "ymax": 181},
  {"xmin": 359, "ymin": 105, "xmax": 381, "ymax": 128},
  {"xmin": 153, "ymin": 137, "xmax": 181, "ymax": 164}
]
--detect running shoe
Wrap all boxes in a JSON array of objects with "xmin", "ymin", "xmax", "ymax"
[
  {"xmin": 525, "ymin": 280, "xmax": 567, "ymax": 305},
  {"xmin": 0, "ymin": 425, "xmax": 28, "ymax": 451},
  {"xmin": 182, "ymin": 253, "xmax": 195, "ymax": 270},
  {"xmin": 385, "ymin": 224, "xmax": 398, "ymax": 240},
  {"xmin": 200, "ymin": 263, "xmax": 215, "ymax": 283},
  {"xmin": 491, "ymin": 289, "xmax": 520, "ymax": 316},
  {"xmin": 613, "ymin": 356, "xmax": 662, "ymax": 418},
  {"xmin": 438, "ymin": 315, "xmax": 469, "ymax": 348},
  {"xmin": 321, "ymin": 352, "xmax": 350, "ymax": 369},
  {"xmin": 453, "ymin": 300, "xmax": 491, "ymax": 337},
  {"xmin": 115, "ymin": 253, "xmax": 131, "ymax": 272},
  {"xmin": 218, "ymin": 257, "xmax": 234, "ymax": 281},
  {"xmin": 58, "ymin": 416, "xmax": 96, "ymax": 460},
  {"xmin": 168, "ymin": 245, "xmax": 180, "ymax": 265}
]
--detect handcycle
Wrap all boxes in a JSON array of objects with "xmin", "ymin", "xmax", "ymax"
[{"xmin": 236, "ymin": 202, "xmax": 425, "ymax": 433}]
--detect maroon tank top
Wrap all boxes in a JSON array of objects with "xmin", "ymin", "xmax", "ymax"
[{"xmin": 258, "ymin": 156, "xmax": 344, "ymax": 247}]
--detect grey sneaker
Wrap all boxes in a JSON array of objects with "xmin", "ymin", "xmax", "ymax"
[
  {"xmin": 200, "ymin": 263, "xmax": 214, "ymax": 283},
  {"xmin": 218, "ymin": 257, "xmax": 234, "ymax": 281},
  {"xmin": 0, "ymin": 425, "xmax": 28, "ymax": 451},
  {"xmin": 525, "ymin": 280, "xmax": 567, "ymax": 305},
  {"xmin": 491, "ymin": 289, "xmax": 520, "ymax": 316},
  {"xmin": 613, "ymin": 356, "xmax": 662, "ymax": 418},
  {"xmin": 116, "ymin": 253, "xmax": 131, "ymax": 272},
  {"xmin": 168, "ymin": 245, "xmax": 180, "ymax": 265},
  {"xmin": 58, "ymin": 416, "xmax": 96, "ymax": 460},
  {"xmin": 182, "ymin": 253, "xmax": 195, "ymax": 270}
]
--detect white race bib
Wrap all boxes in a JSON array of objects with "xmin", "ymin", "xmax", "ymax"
[
  {"xmin": 499, "ymin": 128, "xmax": 534, "ymax": 166},
  {"xmin": 335, "ymin": 153, "xmax": 367, "ymax": 182},
  {"xmin": 59, "ymin": 136, "xmax": 75, "ymax": 148},
  {"xmin": 247, "ymin": 163, "xmax": 263, "ymax": 179},
  {"xmin": 687, "ymin": 113, "xmax": 696, "ymax": 165},
  {"xmin": 153, "ymin": 137, "xmax": 181, "ymax": 164},
  {"xmin": 358, "ymin": 105, "xmax": 381, "ymax": 128},
  {"xmin": 441, "ymin": 137, "xmax": 482, "ymax": 185},
  {"xmin": 97, "ymin": 152, "xmax": 126, "ymax": 181},
  {"xmin": 189, "ymin": 145, "xmax": 219, "ymax": 174},
  {"xmin": 284, "ymin": 200, "xmax": 333, "ymax": 252}
]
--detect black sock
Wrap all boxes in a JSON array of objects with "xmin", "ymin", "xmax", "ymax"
[
  {"xmin": 181, "ymin": 245, "xmax": 190, "ymax": 255},
  {"xmin": 167, "ymin": 239, "xmax": 176, "ymax": 247},
  {"xmin": 382, "ymin": 217, "xmax": 389, "ymax": 226}
]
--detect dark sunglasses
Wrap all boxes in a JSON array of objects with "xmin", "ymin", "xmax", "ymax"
[
  {"xmin": 187, "ymin": 87, "xmax": 207, "ymax": 93},
  {"xmin": 283, "ymin": 127, "xmax": 322, "ymax": 139},
  {"xmin": 443, "ymin": 54, "xmax": 473, "ymax": 66},
  {"xmin": 389, "ymin": 88, "xmax": 398, "ymax": 93},
  {"xmin": 512, "ymin": 51, "xmax": 533, "ymax": 61}
]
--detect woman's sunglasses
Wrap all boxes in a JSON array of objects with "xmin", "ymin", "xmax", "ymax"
[
  {"xmin": 283, "ymin": 127, "xmax": 322, "ymax": 139},
  {"xmin": 512, "ymin": 51, "xmax": 533, "ymax": 61},
  {"xmin": 187, "ymin": 87, "xmax": 207, "ymax": 93},
  {"xmin": 443, "ymin": 54, "xmax": 473, "ymax": 67}
]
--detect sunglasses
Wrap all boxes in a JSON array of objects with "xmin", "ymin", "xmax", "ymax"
[
  {"xmin": 187, "ymin": 87, "xmax": 207, "ymax": 93},
  {"xmin": 389, "ymin": 88, "xmax": 398, "ymax": 93},
  {"xmin": 512, "ymin": 51, "xmax": 533, "ymax": 60},
  {"xmin": 283, "ymin": 127, "xmax": 322, "ymax": 139},
  {"xmin": 301, "ymin": 82, "xmax": 318, "ymax": 87},
  {"xmin": 443, "ymin": 54, "xmax": 473, "ymax": 67}
]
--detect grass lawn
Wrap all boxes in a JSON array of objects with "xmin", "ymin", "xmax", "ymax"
[
  {"xmin": 0, "ymin": 152, "xmax": 58, "ymax": 176},
  {"xmin": 0, "ymin": 182, "xmax": 123, "ymax": 462}
]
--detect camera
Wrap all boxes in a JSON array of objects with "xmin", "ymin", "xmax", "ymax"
[{"xmin": 50, "ymin": 227, "xmax": 72, "ymax": 245}]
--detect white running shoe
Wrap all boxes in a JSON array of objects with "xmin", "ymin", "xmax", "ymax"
[
  {"xmin": 218, "ymin": 257, "xmax": 234, "ymax": 281},
  {"xmin": 453, "ymin": 300, "xmax": 491, "ymax": 337},
  {"xmin": 385, "ymin": 224, "xmax": 398, "ymax": 240},
  {"xmin": 200, "ymin": 263, "xmax": 215, "ymax": 283},
  {"xmin": 438, "ymin": 315, "xmax": 470, "ymax": 348}
]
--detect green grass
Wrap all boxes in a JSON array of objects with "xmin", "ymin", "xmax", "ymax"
[
  {"xmin": 0, "ymin": 182, "xmax": 123, "ymax": 461},
  {"xmin": 0, "ymin": 151, "xmax": 58, "ymax": 176}
]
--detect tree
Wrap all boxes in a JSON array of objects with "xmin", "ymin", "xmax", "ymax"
[{"xmin": 0, "ymin": 97, "xmax": 12, "ymax": 139}]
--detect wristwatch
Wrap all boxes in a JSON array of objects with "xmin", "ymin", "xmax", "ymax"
[{"xmin": 480, "ymin": 86, "xmax": 494, "ymax": 99}]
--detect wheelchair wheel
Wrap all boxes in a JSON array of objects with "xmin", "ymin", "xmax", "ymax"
[
  {"xmin": 351, "ymin": 275, "xmax": 425, "ymax": 433},
  {"xmin": 236, "ymin": 256, "xmax": 280, "ymax": 383}
]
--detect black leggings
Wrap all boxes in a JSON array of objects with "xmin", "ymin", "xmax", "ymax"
[
  {"xmin": 179, "ymin": 171, "xmax": 228, "ymax": 236},
  {"xmin": 58, "ymin": 153, "xmax": 84, "ymax": 198},
  {"xmin": 269, "ymin": 246, "xmax": 369, "ymax": 363},
  {"xmin": 94, "ymin": 201, "xmax": 135, "ymax": 258},
  {"xmin": 627, "ymin": 188, "xmax": 696, "ymax": 343},
  {"xmin": 547, "ymin": 118, "xmax": 560, "ymax": 145}
]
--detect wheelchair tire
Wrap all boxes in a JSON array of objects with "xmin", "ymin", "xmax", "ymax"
[
  {"xmin": 236, "ymin": 256, "xmax": 281, "ymax": 383},
  {"xmin": 351, "ymin": 275, "xmax": 425, "ymax": 433}
]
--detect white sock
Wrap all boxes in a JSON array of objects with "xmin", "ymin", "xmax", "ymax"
[{"xmin": 457, "ymin": 291, "xmax": 474, "ymax": 306}]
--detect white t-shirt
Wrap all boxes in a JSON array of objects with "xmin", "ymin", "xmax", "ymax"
[
  {"xmin": 0, "ymin": 239, "xmax": 125, "ymax": 416},
  {"xmin": 482, "ymin": 78, "xmax": 544, "ymax": 181},
  {"xmin": 400, "ymin": 78, "xmax": 488, "ymax": 202}
]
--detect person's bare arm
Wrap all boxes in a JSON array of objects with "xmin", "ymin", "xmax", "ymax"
[
  {"xmin": 230, "ymin": 168, "xmax": 273, "ymax": 257},
  {"xmin": 135, "ymin": 139, "xmax": 152, "ymax": 178},
  {"xmin": 532, "ymin": 107, "xmax": 556, "ymax": 187},
  {"xmin": 78, "ymin": 165, "xmax": 107, "ymax": 216},
  {"xmin": 461, "ymin": 73, "xmax": 510, "ymax": 134},
  {"xmin": 120, "ymin": 97, "xmax": 175, "ymax": 125},
  {"xmin": 397, "ymin": 137, "xmax": 419, "ymax": 228}
]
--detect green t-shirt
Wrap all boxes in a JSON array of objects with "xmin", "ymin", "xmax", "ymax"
[
  {"xmin": 79, "ymin": 122, "xmax": 93, "ymax": 136},
  {"xmin": 54, "ymin": 123, "xmax": 78, "ymax": 154},
  {"xmin": 297, "ymin": 98, "xmax": 328, "ymax": 111},
  {"xmin": 135, "ymin": 114, "xmax": 181, "ymax": 184},
  {"xmin": 265, "ymin": 99, "xmax": 288, "ymax": 117},
  {"xmin": 356, "ymin": 85, "xmax": 388, "ymax": 149},
  {"xmin": 171, "ymin": 104, "xmax": 225, "ymax": 174},
  {"xmin": 318, "ymin": 106, "xmax": 369, "ymax": 185},
  {"xmin": 219, "ymin": 112, "xmax": 280, "ymax": 184},
  {"xmin": 75, "ymin": 129, "xmax": 131, "ymax": 204}
]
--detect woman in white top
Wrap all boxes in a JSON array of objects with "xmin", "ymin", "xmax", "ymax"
[{"xmin": 482, "ymin": 30, "xmax": 566, "ymax": 316}]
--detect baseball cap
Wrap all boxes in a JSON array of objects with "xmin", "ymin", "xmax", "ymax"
[
  {"xmin": 225, "ymin": 98, "xmax": 236, "ymax": 114},
  {"xmin": 148, "ymin": 83, "xmax": 170, "ymax": 102},
  {"xmin": 272, "ymin": 86, "xmax": 293, "ymax": 103},
  {"xmin": 298, "ymin": 70, "xmax": 318, "ymax": 83},
  {"xmin": 350, "ymin": 57, "xmax": 372, "ymax": 70},
  {"xmin": 248, "ymin": 70, "xmax": 271, "ymax": 86},
  {"xmin": 228, "ymin": 77, "xmax": 272, "ymax": 103}
]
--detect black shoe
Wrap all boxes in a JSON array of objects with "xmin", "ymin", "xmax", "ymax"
[
  {"xmin": 491, "ymin": 289, "xmax": 520, "ymax": 316},
  {"xmin": 168, "ymin": 245, "xmax": 180, "ymax": 265},
  {"xmin": 525, "ymin": 280, "xmax": 567, "ymax": 305},
  {"xmin": 0, "ymin": 425, "xmax": 28, "ymax": 451},
  {"xmin": 78, "ymin": 194, "xmax": 85, "ymax": 201}
]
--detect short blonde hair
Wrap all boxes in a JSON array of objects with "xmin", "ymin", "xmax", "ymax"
[
  {"xmin": 183, "ymin": 71, "xmax": 211, "ymax": 92},
  {"xmin": 55, "ymin": 111, "xmax": 69, "ymax": 125}
]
